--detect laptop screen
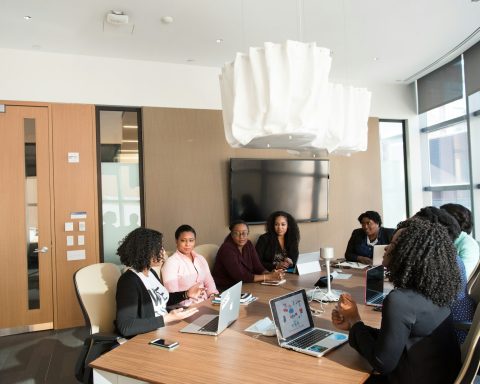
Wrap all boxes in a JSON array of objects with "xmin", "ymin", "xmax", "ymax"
[
  {"xmin": 270, "ymin": 290, "xmax": 313, "ymax": 340},
  {"xmin": 365, "ymin": 265, "xmax": 384, "ymax": 304}
]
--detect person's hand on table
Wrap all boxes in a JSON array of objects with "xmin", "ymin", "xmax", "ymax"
[
  {"xmin": 357, "ymin": 256, "xmax": 373, "ymax": 265},
  {"xmin": 267, "ymin": 269, "xmax": 285, "ymax": 281},
  {"xmin": 164, "ymin": 307, "xmax": 199, "ymax": 323},
  {"xmin": 337, "ymin": 293, "xmax": 362, "ymax": 328},
  {"xmin": 187, "ymin": 283, "xmax": 205, "ymax": 299}
]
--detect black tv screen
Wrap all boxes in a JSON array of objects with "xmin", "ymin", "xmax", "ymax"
[{"xmin": 230, "ymin": 158, "xmax": 329, "ymax": 224}]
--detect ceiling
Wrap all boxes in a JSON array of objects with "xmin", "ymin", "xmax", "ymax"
[{"xmin": 1, "ymin": 0, "xmax": 480, "ymax": 87}]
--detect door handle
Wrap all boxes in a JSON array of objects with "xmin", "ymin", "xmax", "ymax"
[{"xmin": 34, "ymin": 246, "xmax": 49, "ymax": 253}]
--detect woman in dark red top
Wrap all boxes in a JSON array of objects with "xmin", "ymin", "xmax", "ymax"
[{"xmin": 212, "ymin": 220, "xmax": 284, "ymax": 290}]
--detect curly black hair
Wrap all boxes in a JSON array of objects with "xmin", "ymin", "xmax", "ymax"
[
  {"xmin": 117, "ymin": 227, "xmax": 163, "ymax": 272},
  {"xmin": 440, "ymin": 203, "xmax": 473, "ymax": 235},
  {"xmin": 414, "ymin": 206, "xmax": 460, "ymax": 241},
  {"xmin": 389, "ymin": 218, "xmax": 461, "ymax": 307},
  {"xmin": 264, "ymin": 211, "xmax": 300, "ymax": 248},
  {"xmin": 357, "ymin": 211, "xmax": 382, "ymax": 226}
]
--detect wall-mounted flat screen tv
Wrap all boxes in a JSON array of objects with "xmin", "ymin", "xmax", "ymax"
[{"xmin": 230, "ymin": 158, "xmax": 329, "ymax": 224}]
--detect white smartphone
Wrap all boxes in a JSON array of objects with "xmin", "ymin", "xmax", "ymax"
[{"xmin": 149, "ymin": 338, "xmax": 179, "ymax": 350}]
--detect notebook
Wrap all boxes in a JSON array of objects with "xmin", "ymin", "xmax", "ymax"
[
  {"xmin": 269, "ymin": 289, "xmax": 348, "ymax": 357},
  {"xmin": 365, "ymin": 265, "xmax": 386, "ymax": 307},
  {"xmin": 180, "ymin": 281, "xmax": 242, "ymax": 336},
  {"xmin": 372, "ymin": 245, "xmax": 387, "ymax": 266}
]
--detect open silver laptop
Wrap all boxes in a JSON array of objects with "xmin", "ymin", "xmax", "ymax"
[
  {"xmin": 372, "ymin": 245, "xmax": 387, "ymax": 266},
  {"xmin": 269, "ymin": 289, "xmax": 348, "ymax": 357},
  {"xmin": 294, "ymin": 251, "xmax": 321, "ymax": 275},
  {"xmin": 365, "ymin": 265, "xmax": 386, "ymax": 307},
  {"xmin": 180, "ymin": 281, "xmax": 242, "ymax": 336}
]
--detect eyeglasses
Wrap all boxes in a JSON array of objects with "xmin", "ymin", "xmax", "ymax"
[{"xmin": 231, "ymin": 231, "xmax": 249, "ymax": 238}]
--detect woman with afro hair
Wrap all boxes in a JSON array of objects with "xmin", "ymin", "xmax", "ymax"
[
  {"xmin": 332, "ymin": 217, "xmax": 461, "ymax": 383},
  {"xmin": 115, "ymin": 227, "xmax": 203, "ymax": 337}
]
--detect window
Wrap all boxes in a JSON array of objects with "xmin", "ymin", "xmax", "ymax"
[
  {"xmin": 379, "ymin": 120, "xmax": 408, "ymax": 227},
  {"xmin": 96, "ymin": 107, "xmax": 144, "ymax": 264}
]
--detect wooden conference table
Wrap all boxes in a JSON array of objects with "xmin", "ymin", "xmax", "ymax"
[{"xmin": 91, "ymin": 268, "xmax": 381, "ymax": 384}]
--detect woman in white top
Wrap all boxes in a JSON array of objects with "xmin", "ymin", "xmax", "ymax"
[{"xmin": 115, "ymin": 227, "xmax": 203, "ymax": 337}]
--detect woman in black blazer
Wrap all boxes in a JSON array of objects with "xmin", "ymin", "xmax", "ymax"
[{"xmin": 345, "ymin": 211, "xmax": 394, "ymax": 265}]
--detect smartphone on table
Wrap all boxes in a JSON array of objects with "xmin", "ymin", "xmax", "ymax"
[{"xmin": 149, "ymin": 338, "xmax": 179, "ymax": 350}]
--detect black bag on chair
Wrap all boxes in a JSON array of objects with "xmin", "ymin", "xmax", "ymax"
[{"xmin": 75, "ymin": 334, "xmax": 119, "ymax": 384}]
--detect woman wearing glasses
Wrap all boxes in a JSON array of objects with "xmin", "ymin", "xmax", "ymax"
[
  {"xmin": 115, "ymin": 227, "xmax": 203, "ymax": 337},
  {"xmin": 212, "ymin": 220, "xmax": 285, "ymax": 290}
]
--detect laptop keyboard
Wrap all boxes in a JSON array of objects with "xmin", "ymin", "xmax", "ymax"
[
  {"xmin": 288, "ymin": 329, "xmax": 331, "ymax": 349},
  {"xmin": 199, "ymin": 317, "xmax": 219, "ymax": 332}
]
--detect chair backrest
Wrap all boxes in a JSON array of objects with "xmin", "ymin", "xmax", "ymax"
[
  {"xmin": 194, "ymin": 243, "xmax": 219, "ymax": 270},
  {"xmin": 467, "ymin": 258, "xmax": 480, "ymax": 297},
  {"xmin": 455, "ymin": 303, "xmax": 480, "ymax": 383},
  {"xmin": 74, "ymin": 263, "xmax": 121, "ymax": 334}
]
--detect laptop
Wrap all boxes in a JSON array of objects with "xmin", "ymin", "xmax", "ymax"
[
  {"xmin": 293, "ymin": 251, "xmax": 321, "ymax": 275},
  {"xmin": 365, "ymin": 265, "xmax": 386, "ymax": 307},
  {"xmin": 372, "ymin": 245, "xmax": 387, "ymax": 266},
  {"xmin": 180, "ymin": 281, "xmax": 242, "ymax": 336},
  {"xmin": 269, "ymin": 289, "xmax": 348, "ymax": 357}
]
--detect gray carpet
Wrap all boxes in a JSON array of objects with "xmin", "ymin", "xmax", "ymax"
[{"xmin": 0, "ymin": 327, "xmax": 89, "ymax": 384}]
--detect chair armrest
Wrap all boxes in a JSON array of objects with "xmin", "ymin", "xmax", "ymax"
[
  {"xmin": 91, "ymin": 332, "xmax": 127, "ymax": 344},
  {"xmin": 453, "ymin": 321, "xmax": 472, "ymax": 332}
]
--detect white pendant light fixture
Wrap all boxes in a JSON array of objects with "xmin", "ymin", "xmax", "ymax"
[
  {"xmin": 219, "ymin": 1, "xmax": 371, "ymax": 155},
  {"xmin": 219, "ymin": 40, "xmax": 371, "ymax": 154}
]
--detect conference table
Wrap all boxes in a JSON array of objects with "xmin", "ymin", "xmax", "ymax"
[{"xmin": 91, "ymin": 267, "xmax": 381, "ymax": 384}]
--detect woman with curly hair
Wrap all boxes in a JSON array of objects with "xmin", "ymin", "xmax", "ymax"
[
  {"xmin": 115, "ymin": 227, "xmax": 202, "ymax": 337},
  {"xmin": 255, "ymin": 211, "xmax": 300, "ymax": 271},
  {"xmin": 441, "ymin": 203, "xmax": 479, "ymax": 279},
  {"xmin": 332, "ymin": 218, "xmax": 461, "ymax": 383}
]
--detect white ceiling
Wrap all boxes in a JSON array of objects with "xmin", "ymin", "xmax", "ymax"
[{"xmin": 1, "ymin": 0, "xmax": 480, "ymax": 87}]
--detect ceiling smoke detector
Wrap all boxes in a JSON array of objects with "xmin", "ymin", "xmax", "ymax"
[{"xmin": 106, "ymin": 11, "xmax": 129, "ymax": 25}]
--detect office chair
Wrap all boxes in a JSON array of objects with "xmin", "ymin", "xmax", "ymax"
[
  {"xmin": 194, "ymin": 243, "xmax": 219, "ymax": 270},
  {"xmin": 454, "ymin": 304, "xmax": 480, "ymax": 384},
  {"xmin": 74, "ymin": 263, "xmax": 124, "ymax": 384},
  {"xmin": 467, "ymin": 259, "xmax": 480, "ymax": 296}
]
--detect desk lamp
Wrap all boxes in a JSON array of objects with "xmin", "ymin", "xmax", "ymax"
[{"xmin": 319, "ymin": 247, "xmax": 340, "ymax": 301}]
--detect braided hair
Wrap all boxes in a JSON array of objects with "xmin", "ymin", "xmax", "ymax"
[
  {"xmin": 117, "ymin": 227, "xmax": 163, "ymax": 272},
  {"xmin": 389, "ymin": 218, "xmax": 461, "ymax": 307}
]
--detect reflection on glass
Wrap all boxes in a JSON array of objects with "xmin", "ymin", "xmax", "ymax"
[
  {"xmin": 432, "ymin": 190, "xmax": 471, "ymax": 210},
  {"xmin": 428, "ymin": 123, "xmax": 470, "ymax": 186},
  {"xmin": 99, "ymin": 110, "xmax": 141, "ymax": 264},
  {"xmin": 24, "ymin": 118, "xmax": 40, "ymax": 309}
]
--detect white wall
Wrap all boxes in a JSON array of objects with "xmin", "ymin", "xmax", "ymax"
[{"xmin": 1, "ymin": 48, "xmax": 415, "ymax": 117}]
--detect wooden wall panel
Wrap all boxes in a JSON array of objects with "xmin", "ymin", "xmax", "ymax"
[
  {"xmin": 51, "ymin": 103, "xmax": 99, "ymax": 329},
  {"xmin": 143, "ymin": 107, "xmax": 382, "ymax": 259}
]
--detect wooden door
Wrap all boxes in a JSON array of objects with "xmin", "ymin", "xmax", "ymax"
[{"xmin": 0, "ymin": 105, "xmax": 53, "ymax": 334}]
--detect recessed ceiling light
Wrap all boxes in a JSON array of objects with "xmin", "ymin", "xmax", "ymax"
[
  {"xmin": 161, "ymin": 16, "xmax": 174, "ymax": 24},
  {"xmin": 373, "ymin": 57, "xmax": 380, "ymax": 61},
  {"xmin": 24, "ymin": 16, "xmax": 32, "ymax": 20},
  {"xmin": 216, "ymin": 39, "xmax": 224, "ymax": 44},
  {"xmin": 186, "ymin": 58, "xmax": 195, "ymax": 63}
]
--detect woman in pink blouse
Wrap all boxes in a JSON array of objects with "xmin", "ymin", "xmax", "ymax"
[{"xmin": 161, "ymin": 224, "xmax": 218, "ymax": 305}]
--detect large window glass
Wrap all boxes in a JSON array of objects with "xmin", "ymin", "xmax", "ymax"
[
  {"xmin": 96, "ymin": 108, "xmax": 143, "ymax": 264},
  {"xmin": 379, "ymin": 120, "xmax": 408, "ymax": 227}
]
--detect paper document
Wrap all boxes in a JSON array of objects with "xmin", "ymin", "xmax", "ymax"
[
  {"xmin": 245, "ymin": 317, "xmax": 276, "ymax": 335},
  {"xmin": 331, "ymin": 271, "xmax": 352, "ymax": 280},
  {"xmin": 335, "ymin": 261, "xmax": 368, "ymax": 270}
]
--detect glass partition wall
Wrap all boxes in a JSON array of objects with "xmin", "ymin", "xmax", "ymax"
[{"xmin": 96, "ymin": 107, "xmax": 144, "ymax": 264}]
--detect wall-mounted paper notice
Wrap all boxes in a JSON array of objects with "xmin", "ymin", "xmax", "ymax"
[
  {"xmin": 66, "ymin": 236, "xmax": 74, "ymax": 246},
  {"xmin": 71, "ymin": 211, "xmax": 87, "ymax": 220},
  {"xmin": 65, "ymin": 222, "xmax": 74, "ymax": 232},
  {"xmin": 78, "ymin": 235, "xmax": 85, "ymax": 246},
  {"xmin": 67, "ymin": 249, "xmax": 86, "ymax": 261},
  {"xmin": 78, "ymin": 221, "xmax": 86, "ymax": 231},
  {"xmin": 68, "ymin": 152, "xmax": 80, "ymax": 163}
]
